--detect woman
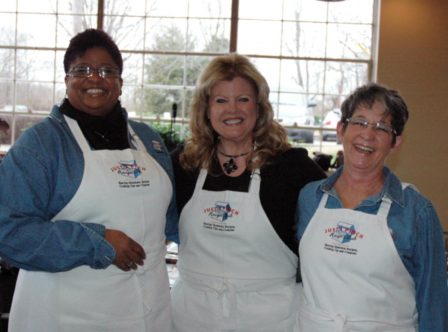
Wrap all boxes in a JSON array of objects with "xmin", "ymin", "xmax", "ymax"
[
  {"xmin": 0, "ymin": 29, "xmax": 177, "ymax": 331},
  {"xmin": 297, "ymin": 83, "xmax": 447, "ymax": 331},
  {"xmin": 171, "ymin": 53, "xmax": 326, "ymax": 331}
]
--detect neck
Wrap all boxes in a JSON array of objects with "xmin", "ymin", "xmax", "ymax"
[
  {"xmin": 217, "ymin": 139, "xmax": 253, "ymax": 155},
  {"xmin": 335, "ymin": 168, "xmax": 385, "ymax": 208},
  {"xmin": 217, "ymin": 149, "xmax": 251, "ymax": 158}
]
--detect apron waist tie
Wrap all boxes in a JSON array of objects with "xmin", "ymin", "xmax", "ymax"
[
  {"xmin": 179, "ymin": 269, "xmax": 295, "ymax": 327},
  {"xmin": 299, "ymin": 302, "xmax": 417, "ymax": 331},
  {"xmin": 178, "ymin": 268, "xmax": 295, "ymax": 292}
]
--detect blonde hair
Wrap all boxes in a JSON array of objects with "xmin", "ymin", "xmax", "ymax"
[{"xmin": 181, "ymin": 53, "xmax": 290, "ymax": 172}]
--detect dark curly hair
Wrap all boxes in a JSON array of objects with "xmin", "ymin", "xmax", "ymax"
[{"xmin": 63, "ymin": 29, "xmax": 123, "ymax": 74}]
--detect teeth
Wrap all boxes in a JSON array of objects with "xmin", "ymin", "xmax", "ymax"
[
  {"xmin": 355, "ymin": 144, "xmax": 374, "ymax": 153},
  {"xmin": 86, "ymin": 88, "xmax": 105, "ymax": 94},
  {"xmin": 224, "ymin": 119, "xmax": 242, "ymax": 125}
]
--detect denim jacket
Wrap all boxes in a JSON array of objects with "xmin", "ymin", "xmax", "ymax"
[
  {"xmin": 297, "ymin": 167, "xmax": 448, "ymax": 332},
  {"xmin": 0, "ymin": 105, "xmax": 178, "ymax": 272}
]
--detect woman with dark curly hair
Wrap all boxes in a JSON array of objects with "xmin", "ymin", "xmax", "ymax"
[
  {"xmin": 0, "ymin": 29, "xmax": 177, "ymax": 331},
  {"xmin": 170, "ymin": 53, "xmax": 326, "ymax": 331}
]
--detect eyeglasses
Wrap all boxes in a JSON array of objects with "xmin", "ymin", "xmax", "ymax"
[
  {"xmin": 67, "ymin": 65, "xmax": 120, "ymax": 79},
  {"xmin": 345, "ymin": 117, "xmax": 396, "ymax": 135}
]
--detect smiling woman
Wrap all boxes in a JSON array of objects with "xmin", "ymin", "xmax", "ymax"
[
  {"xmin": 297, "ymin": 82, "xmax": 447, "ymax": 331},
  {"xmin": 170, "ymin": 53, "xmax": 326, "ymax": 332},
  {"xmin": 0, "ymin": 29, "xmax": 178, "ymax": 332}
]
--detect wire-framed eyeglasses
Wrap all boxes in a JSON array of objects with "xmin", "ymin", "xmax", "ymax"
[
  {"xmin": 345, "ymin": 117, "xmax": 396, "ymax": 135},
  {"xmin": 67, "ymin": 65, "xmax": 120, "ymax": 79}
]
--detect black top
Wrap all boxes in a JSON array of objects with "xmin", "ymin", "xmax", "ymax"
[
  {"xmin": 171, "ymin": 147, "xmax": 327, "ymax": 255},
  {"xmin": 60, "ymin": 99, "xmax": 129, "ymax": 150}
]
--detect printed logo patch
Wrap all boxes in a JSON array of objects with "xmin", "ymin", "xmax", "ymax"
[
  {"xmin": 111, "ymin": 160, "xmax": 145, "ymax": 179},
  {"xmin": 323, "ymin": 222, "xmax": 364, "ymax": 255},
  {"xmin": 111, "ymin": 160, "xmax": 149, "ymax": 189},
  {"xmin": 202, "ymin": 201, "xmax": 239, "ymax": 232}
]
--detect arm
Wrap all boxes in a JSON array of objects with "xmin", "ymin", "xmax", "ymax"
[
  {"xmin": 0, "ymin": 125, "xmax": 115, "ymax": 272},
  {"xmin": 296, "ymin": 182, "xmax": 322, "ymax": 241},
  {"xmin": 413, "ymin": 202, "xmax": 448, "ymax": 332}
]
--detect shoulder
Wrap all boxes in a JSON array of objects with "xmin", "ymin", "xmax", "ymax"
[
  {"xmin": 262, "ymin": 147, "xmax": 326, "ymax": 180},
  {"xmin": 264, "ymin": 147, "xmax": 308, "ymax": 170},
  {"xmin": 15, "ymin": 113, "xmax": 77, "ymax": 162},
  {"xmin": 170, "ymin": 144, "xmax": 199, "ymax": 183},
  {"xmin": 386, "ymin": 170, "xmax": 437, "ymax": 215},
  {"xmin": 129, "ymin": 120, "xmax": 163, "ymax": 142},
  {"xmin": 129, "ymin": 120, "xmax": 170, "ymax": 156},
  {"xmin": 299, "ymin": 179, "xmax": 324, "ymax": 201},
  {"xmin": 401, "ymin": 184, "xmax": 440, "ymax": 223},
  {"xmin": 278, "ymin": 147, "xmax": 310, "ymax": 161}
]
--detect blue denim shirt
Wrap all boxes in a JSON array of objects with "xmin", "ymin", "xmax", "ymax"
[
  {"xmin": 0, "ymin": 105, "xmax": 178, "ymax": 272},
  {"xmin": 297, "ymin": 166, "xmax": 447, "ymax": 332}
]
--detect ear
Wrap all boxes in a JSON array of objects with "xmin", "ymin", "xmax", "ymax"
[
  {"xmin": 336, "ymin": 120, "xmax": 344, "ymax": 141},
  {"xmin": 391, "ymin": 135, "xmax": 403, "ymax": 152},
  {"xmin": 119, "ymin": 78, "xmax": 123, "ymax": 96}
]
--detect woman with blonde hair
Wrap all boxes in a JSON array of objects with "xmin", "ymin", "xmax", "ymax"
[{"xmin": 171, "ymin": 53, "xmax": 325, "ymax": 331}]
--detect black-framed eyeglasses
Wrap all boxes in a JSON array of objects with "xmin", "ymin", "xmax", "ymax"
[
  {"xmin": 345, "ymin": 117, "xmax": 396, "ymax": 135},
  {"xmin": 67, "ymin": 65, "xmax": 120, "ymax": 79}
]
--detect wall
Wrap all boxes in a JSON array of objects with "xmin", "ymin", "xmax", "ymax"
[{"xmin": 378, "ymin": 0, "xmax": 448, "ymax": 230}]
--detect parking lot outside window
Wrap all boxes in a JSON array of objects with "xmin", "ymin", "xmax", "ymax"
[{"xmin": 0, "ymin": 0, "xmax": 378, "ymax": 161}]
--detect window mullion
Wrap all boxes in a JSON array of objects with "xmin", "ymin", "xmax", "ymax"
[{"xmin": 230, "ymin": 0, "xmax": 239, "ymax": 52}]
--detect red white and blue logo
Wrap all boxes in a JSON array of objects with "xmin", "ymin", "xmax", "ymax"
[
  {"xmin": 111, "ymin": 160, "xmax": 146, "ymax": 179},
  {"xmin": 203, "ymin": 201, "xmax": 240, "ymax": 222},
  {"xmin": 326, "ymin": 222, "xmax": 364, "ymax": 244}
]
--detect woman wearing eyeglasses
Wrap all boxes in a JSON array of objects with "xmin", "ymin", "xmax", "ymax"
[
  {"xmin": 0, "ymin": 29, "xmax": 177, "ymax": 331},
  {"xmin": 296, "ymin": 83, "xmax": 447, "ymax": 332}
]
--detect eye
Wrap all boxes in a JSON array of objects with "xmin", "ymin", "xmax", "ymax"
[
  {"xmin": 375, "ymin": 123, "xmax": 393, "ymax": 134},
  {"xmin": 238, "ymin": 96, "xmax": 250, "ymax": 102},
  {"xmin": 351, "ymin": 118, "xmax": 368, "ymax": 128},
  {"xmin": 99, "ymin": 67, "xmax": 120, "ymax": 77},
  {"xmin": 215, "ymin": 97, "xmax": 227, "ymax": 104},
  {"xmin": 70, "ymin": 66, "xmax": 90, "ymax": 75}
]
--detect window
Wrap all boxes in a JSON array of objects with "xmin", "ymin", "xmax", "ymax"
[{"xmin": 0, "ymin": 0, "xmax": 379, "ymax": 158}]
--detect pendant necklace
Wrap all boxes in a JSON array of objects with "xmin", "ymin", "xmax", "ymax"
[
  {"xmin": 93, "ymin": 130, "xmax": 110, "ymax": 142},
  {"xmin": 218, "ymin": 150, "xmax": 251, "ymax": 175}
]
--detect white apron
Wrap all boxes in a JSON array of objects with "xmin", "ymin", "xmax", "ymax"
[
  {"xmin": 172, "ymin": 169, "xmax": 300, "ymax": 332},
  {"xmin": 298, "ymin": 192, "xmax": 418, "ymax": 332},
  {"xmin": 9, "ymin": 116, "xmax": 173, "ymax": 332}
]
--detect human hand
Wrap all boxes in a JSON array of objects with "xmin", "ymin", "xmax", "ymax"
[{"xmin": 105, "ymin": 229, "xmax": 146, "ymax": 271}]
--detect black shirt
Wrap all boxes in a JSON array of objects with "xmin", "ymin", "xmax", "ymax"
[
  {"xmin": 60, "ymin": 99, "xmax": 129, "ymax": 150},
  {"xmin": 171, "ymin": 147, "xmax": 326, "ymax": 254}
]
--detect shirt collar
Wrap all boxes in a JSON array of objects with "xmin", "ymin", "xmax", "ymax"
[{"xmin": 317, "ymin": 165, "xmax": 405, "ymax": 207}]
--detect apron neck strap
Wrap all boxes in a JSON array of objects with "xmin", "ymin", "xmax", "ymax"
[{"xmin": 64, "ymin": 115, "xmax": 90, "ymax": 152}]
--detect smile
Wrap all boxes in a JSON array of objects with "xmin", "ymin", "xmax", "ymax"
[
  {"xmin": 85, "ymin": 88, "xmax": 107, "ymax": 95},
  {"xmin": 223, "ymin": 118, "xmax": 243, "ymax": 125},
  {"xmin": 354, "ymin": 144, "xmax": 374, "ymax": 153}
]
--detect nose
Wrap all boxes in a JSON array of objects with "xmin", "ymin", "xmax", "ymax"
[
  {"xmin": 87, "ymin": 69, "xmax": 103, "ymax": 80},
  {"xmin": 226, "ymin": 99, "xmax": 238, "ymax": 112},
  {"xmin": 360, "ymin": 124, "xmax": 376, "ymax": 139}
]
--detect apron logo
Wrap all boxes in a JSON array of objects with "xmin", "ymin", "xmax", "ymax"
[
  {"xmin": 204, "ymin": 201, "xmax": 239, "ymax": 222},
  {"xmin": 202, "ymin": 201, "xmax": 239, "ymax": 232},
  {"xmin": 323, "ymin": 222, "xmax": 364, "ymax": 256},
  {"xmin": 111, "ymin": 160, "xmax": 146, "ymax": 179},
  {"xmin": 326, "ymin": 222, "xmax": 364, "ymax": 244}
]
